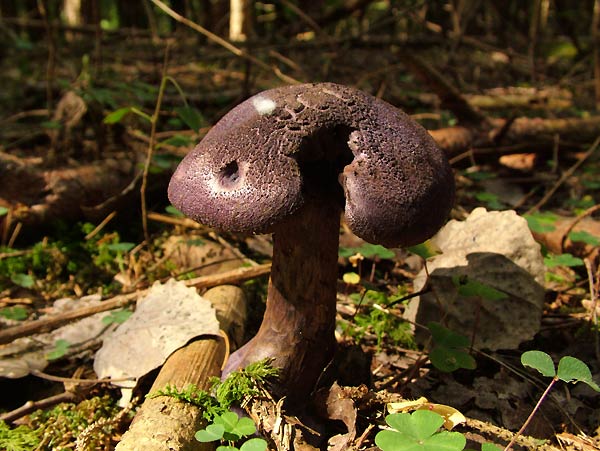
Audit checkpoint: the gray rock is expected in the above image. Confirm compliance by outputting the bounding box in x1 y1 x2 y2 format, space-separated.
404 208 545 350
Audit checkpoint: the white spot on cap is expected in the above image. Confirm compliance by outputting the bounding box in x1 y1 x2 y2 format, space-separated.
252 96 276 115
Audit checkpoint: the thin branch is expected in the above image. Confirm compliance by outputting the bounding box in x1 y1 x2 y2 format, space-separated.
0 263 271 345
141 45 171 246
526 136 600 214
149 0 300 85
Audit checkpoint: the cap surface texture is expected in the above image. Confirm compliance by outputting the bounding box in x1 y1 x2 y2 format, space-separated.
168 83 454 247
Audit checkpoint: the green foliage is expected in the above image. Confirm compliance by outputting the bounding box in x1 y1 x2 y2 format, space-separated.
46 339 71 360
452 276 507 301
375 410 466 451
102 309 133 325
29 395 121 449
339 243 395 260
474 192 505 210
195 410 267 451
521 351 600 391
341 289 416 350
151 358 279 421
406 240 442 259
175 105 205 131
103 106 152 124
159 134 195 148
10 273 34 288
0 421 40 451
463 170 495 181
166 205 184 217
428 322 476 373
0 222 139 294
568 230 600 246
0 306 28 321
213 359 280 410
543 253 584 268
524 212 558 233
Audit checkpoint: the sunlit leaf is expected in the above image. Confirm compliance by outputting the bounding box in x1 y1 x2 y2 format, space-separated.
544 253 584 268
521 350 556 378
557 356 600 391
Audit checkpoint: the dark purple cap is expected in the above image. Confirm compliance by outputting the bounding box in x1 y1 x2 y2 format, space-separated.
168 83 454 247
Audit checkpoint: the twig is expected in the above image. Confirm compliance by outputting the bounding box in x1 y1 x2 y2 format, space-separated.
526 136 600 214
559 204 600 253
37 0 56 113
146 211 205 230
141 45 171 246
0 388 89 423
149 0 300 85
584 259 600 362
0 250 32 260
84 211 117 240
7 222 22 248
503 378 558 451
0 263 271 345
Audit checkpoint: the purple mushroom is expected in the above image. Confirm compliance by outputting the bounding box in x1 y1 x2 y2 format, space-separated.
168 83 454 404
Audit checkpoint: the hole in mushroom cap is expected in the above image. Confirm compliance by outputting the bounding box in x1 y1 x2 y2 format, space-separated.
293 125 355 205
218 160 244 189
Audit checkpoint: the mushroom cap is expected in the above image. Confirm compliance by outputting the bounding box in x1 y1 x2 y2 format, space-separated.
168 83 454 247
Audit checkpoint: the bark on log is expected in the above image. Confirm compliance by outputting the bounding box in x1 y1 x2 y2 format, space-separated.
115 285 247 451
429 115 600 156
0 150 143 230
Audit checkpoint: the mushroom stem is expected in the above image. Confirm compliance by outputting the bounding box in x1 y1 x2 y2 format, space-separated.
222 200 341 404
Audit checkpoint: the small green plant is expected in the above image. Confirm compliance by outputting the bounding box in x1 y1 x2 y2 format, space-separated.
568 230 600 246
195 411 267 451
339 243 395 260
102 309 133 325
474 192 505 210
10 273 34 288
375 410 466 451
543 253 584 268
151 358 278 421
46 339 71 360
341 289 415 350
0 421 40 451
0 306 28 321
452 275 507 301
428 322 476 373
523 211 558 233
503 351 600 451
152 360 276 451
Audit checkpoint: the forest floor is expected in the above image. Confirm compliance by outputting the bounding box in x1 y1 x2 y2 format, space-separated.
0 27 599 451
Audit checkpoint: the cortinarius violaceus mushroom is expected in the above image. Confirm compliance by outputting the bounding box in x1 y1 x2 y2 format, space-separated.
168 83 454 403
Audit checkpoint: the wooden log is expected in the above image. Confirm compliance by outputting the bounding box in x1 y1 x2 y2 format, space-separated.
115 284 248 451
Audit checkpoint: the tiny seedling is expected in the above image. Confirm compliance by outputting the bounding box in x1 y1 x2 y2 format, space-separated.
0 305 28 321
10 273 34 289
339 243 395 260
543 253 584 268
523 212 558 234
504 351 600 451
195 411 267 451
102 309 132 325
375 409 466 451
46 339 71 360
428 322 476 373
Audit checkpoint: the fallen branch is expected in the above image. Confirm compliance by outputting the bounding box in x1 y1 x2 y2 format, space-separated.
115 285 247 451
0 263 271 345
149 0 300 85
429 115 600 156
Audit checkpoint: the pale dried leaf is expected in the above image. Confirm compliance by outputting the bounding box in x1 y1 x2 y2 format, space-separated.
94 279 219 387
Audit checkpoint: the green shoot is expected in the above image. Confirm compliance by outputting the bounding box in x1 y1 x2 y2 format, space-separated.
375 410 466 451
503 351 600 451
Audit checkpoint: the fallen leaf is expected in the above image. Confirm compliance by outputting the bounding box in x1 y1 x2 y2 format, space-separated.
94 279 220 388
